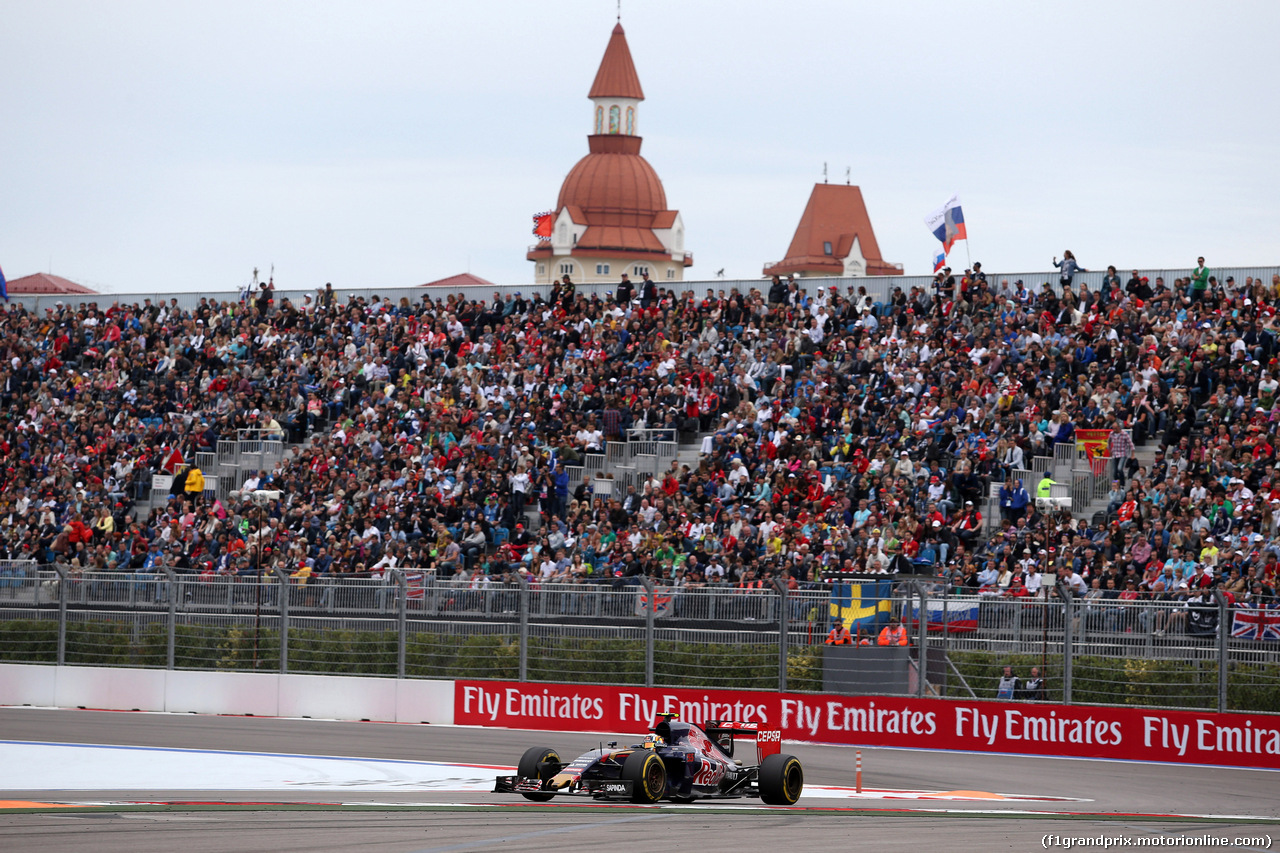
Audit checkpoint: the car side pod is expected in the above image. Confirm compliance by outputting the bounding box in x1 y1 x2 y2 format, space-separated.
622 749 667 804
758 754 804 805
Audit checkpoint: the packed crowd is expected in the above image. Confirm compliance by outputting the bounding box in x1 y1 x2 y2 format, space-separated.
0 258 1278 621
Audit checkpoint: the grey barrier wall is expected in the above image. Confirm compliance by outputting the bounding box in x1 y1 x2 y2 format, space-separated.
1 565 1276 713
8 265 1277 314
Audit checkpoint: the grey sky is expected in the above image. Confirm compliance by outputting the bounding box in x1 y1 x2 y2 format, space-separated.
2 0 1277 294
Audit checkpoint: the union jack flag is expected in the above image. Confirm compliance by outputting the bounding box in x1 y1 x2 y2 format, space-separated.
1231 604 1280 641
636 590 673 618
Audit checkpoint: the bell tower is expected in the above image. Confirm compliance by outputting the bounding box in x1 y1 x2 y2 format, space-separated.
588 23 644 138
526 22 691 285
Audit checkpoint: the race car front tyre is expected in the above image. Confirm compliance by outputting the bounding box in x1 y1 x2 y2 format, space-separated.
517 746 561 802
758 754 804 805
622 750 667 803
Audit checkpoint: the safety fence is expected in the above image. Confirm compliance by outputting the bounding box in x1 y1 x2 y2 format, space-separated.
0 568 829 691
1 566 1276 713
896 583 1280 714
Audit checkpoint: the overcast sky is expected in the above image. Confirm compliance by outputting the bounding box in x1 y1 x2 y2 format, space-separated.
2 0 1278 294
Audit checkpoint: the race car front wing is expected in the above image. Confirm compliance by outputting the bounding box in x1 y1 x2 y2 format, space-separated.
493 775 634 799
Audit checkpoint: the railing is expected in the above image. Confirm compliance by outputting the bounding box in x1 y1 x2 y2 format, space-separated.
582 453 606 476
627 428 676 443
1053 441 1076 469
234 433 286 476
140 434 290 508
632 453 659 477
0 568 832 688
606 443 627 466
1070 474 1091 514
1029 456 1053 478
628 440 659 457
2 570 1276 710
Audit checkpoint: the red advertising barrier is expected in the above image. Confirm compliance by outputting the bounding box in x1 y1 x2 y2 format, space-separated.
455 680 1280 770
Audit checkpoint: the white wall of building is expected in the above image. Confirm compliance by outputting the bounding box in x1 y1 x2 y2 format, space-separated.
534 257 684 285
842 235 867 277
591 97 641 136
551 208 587 257
652 211 685 260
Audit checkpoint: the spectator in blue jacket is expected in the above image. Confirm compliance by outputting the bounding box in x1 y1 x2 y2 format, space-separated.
999 477 1031 523
1053 250 1085 287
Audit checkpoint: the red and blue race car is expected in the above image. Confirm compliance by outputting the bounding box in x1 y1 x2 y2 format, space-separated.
494 714 804 805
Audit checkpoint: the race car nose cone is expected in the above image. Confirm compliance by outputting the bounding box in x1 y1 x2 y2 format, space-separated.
550 773 576 789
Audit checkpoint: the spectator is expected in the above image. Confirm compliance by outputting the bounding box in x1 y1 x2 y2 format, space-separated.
1020 666 1046 701
825 620 852 645
1053 250 1085 288
996 665 1020 700
877 616 908 646
1036 470 1060 503
999 477 1030 523
1189 256 1210 303
0 251 1268 654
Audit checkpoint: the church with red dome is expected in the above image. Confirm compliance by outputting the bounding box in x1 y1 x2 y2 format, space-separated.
527 23 692 285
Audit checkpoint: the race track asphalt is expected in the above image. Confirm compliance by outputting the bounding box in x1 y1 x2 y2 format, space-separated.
0 707 1276 853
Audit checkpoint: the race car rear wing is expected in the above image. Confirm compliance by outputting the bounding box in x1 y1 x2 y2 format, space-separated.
703 720 782 765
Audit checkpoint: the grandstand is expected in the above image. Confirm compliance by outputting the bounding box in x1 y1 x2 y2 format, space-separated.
1 261 1278 707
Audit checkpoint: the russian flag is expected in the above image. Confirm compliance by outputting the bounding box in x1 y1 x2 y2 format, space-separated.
925 195 967 254
909 597 979 633
0 264 7 302
932 250 946 273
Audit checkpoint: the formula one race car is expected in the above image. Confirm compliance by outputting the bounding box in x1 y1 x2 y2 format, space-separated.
493 714 803 805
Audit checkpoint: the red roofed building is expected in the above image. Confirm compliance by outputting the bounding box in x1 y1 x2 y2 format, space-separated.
3 272 98 295
419 272 497 290
528 23 691 285
763 184 902 279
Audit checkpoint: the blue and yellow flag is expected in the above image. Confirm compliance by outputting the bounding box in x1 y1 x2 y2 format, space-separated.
828 581 894 632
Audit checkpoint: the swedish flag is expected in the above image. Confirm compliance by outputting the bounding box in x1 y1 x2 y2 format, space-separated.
829 581 893 632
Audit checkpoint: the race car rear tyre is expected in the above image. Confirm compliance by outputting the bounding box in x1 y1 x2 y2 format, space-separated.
759 753 804 805
622 750 667 803
517 746 561 802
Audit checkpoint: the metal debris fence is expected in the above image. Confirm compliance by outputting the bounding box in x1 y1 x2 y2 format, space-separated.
0 566 1276 713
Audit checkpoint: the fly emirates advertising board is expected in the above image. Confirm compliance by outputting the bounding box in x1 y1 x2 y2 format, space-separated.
454 681 1280 770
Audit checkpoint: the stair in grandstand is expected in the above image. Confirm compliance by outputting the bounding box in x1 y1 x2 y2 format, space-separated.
677 444 703 471
147 428 307 513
